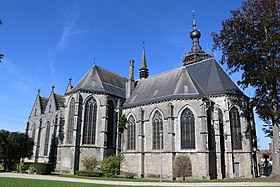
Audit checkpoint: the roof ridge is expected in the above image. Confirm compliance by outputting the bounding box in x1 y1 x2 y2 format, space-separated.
95 65 128 80
140 66 185 80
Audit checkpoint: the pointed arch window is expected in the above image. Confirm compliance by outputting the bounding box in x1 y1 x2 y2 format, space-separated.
32 124 36 141
83 97 97 145
44 121 51 156
107 100 115 147
66 98 75 144
152 111 163 150
181 108 195 149
127 116 136 150
230 107 242 150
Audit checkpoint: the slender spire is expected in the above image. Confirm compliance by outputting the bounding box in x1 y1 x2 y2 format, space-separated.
192 10 197 30
65 77 73 93
139 42 149 79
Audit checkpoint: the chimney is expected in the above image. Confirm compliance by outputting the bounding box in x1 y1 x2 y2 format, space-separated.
126 60 135 98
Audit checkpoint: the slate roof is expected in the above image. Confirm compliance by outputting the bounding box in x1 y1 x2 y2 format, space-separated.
39 96 48 113
66 65 127 98
54 93 64 110
185 58 241 95
124 58 242 108
123 67 207 107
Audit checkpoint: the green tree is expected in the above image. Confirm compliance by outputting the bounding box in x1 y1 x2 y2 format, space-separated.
0 130 34 171
212 0 280 176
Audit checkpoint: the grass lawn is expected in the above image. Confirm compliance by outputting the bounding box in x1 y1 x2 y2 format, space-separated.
53 173 280 183
0 177 153 187
1 175 280 187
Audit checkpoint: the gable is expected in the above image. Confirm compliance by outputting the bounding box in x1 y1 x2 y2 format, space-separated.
30 95 48 117
45 93 57 114
66 65 127 98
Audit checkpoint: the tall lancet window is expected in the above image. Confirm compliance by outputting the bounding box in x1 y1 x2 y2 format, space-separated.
152 111 163 150
230 106 242 150
127 116 136 150
66 98 75 144
32 124 36 141
44 121 51 156
83 97 97 145
107 100 115 147
181 108 195 149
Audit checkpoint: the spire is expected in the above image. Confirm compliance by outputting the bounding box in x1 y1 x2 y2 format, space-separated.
183 11 211 65
139 42 149 79
37 89 41 96
52 85 55 92
65 77 73 93
192 10 197 30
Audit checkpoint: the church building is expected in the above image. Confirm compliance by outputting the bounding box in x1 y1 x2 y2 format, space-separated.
25 20 257 179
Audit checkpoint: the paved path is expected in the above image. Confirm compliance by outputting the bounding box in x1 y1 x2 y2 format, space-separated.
1 173 280 186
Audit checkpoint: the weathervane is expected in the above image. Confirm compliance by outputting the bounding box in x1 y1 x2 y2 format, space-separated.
192 10 197 30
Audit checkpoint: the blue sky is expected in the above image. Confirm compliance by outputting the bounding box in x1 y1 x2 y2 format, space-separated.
0 0 270 149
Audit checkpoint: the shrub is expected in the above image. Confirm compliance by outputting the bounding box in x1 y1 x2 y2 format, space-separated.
28 163 52 175
81 156 99 170
100 154 124 177
173 154 192 180
16 162 26 173
76 170 104 177
124 172 135 179
28 165 36 174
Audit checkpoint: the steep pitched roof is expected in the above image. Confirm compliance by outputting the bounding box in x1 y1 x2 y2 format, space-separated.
39 96 48 114
54 93 63 110
124 67 206 107
66 65 127 98
185 58 242 95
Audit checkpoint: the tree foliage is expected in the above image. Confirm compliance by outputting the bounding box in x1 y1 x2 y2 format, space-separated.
118 110 127 133
212 0 279 127
212 0 279 175
0 130 34 171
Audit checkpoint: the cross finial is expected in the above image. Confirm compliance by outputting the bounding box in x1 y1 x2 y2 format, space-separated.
69 77 72 84
93 57 96 65
142 41 146 50
38 89 40 95
52 85 55 92
192 10 197 30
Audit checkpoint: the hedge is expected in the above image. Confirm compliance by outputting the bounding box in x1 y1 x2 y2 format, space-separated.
75 170 104 177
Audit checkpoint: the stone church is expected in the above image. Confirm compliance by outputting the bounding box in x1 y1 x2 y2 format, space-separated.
25 21 257 179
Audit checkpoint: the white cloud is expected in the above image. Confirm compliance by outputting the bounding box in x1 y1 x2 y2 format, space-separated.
48 8 87 81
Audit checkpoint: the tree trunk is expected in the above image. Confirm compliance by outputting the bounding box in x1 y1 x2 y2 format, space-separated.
271 123 280 177
271 81 279 178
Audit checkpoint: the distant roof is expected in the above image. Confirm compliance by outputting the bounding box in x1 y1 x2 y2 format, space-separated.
124 58 242 108
123 67 207 107
66 65 127 98
185 58 241 95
